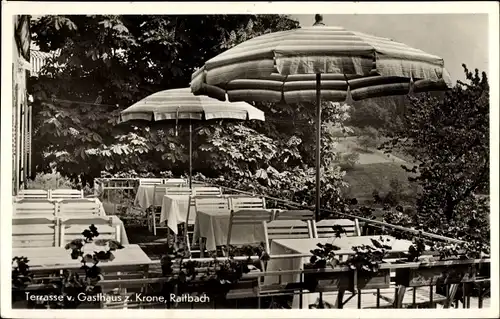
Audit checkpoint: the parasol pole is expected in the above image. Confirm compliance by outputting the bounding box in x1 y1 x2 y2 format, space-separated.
189 118 193 189
315 73 322 222
313 14 325 223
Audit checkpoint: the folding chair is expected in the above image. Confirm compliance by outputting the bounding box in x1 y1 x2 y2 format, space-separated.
59 216 120 247
138 178 164 186
186 196 231 257
273 209 315 239
13 199 57 217
13 216 60 248
165 187 192 196
57 199 102 217
17 189 49 199
49 189 84 199
164 178 188 187
148 185 170 235
183 194 218 247
226 209 274 255
192 182 210 187
230 196 266 211
313 218 361 238
192 187 222 197
262 219 314 254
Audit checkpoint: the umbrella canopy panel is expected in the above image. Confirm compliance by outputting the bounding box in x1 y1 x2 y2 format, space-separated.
191 26 453 103
120 88 265 123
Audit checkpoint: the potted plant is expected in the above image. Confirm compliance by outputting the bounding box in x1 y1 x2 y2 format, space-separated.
160 243 268 308
395 237 478 287
11 225 124 309
304 236 392 293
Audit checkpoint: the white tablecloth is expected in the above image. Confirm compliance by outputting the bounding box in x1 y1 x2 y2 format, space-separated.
192 212 304 252
108 215 130 244
13 244 151 270
161 195 191 233
192 210 272 251
134 185 157 209
265 236 413 308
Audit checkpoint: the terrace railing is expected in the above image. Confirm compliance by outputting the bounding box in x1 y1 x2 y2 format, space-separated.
15 253 490 309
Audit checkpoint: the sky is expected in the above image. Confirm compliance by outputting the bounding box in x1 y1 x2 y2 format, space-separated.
292 14 489 84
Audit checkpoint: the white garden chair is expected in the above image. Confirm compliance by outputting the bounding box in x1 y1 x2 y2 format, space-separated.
49 189 84 199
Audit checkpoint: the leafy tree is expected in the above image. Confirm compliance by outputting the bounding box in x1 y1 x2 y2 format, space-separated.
384 65 489 225
29 15 299 185
358 126 379 151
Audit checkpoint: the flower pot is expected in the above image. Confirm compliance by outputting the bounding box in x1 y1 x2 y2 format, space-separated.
178 277 258 298
304 266 390 293
395 261 476 287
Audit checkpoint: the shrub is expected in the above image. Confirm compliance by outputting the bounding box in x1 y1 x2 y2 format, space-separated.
25 172 76 190
382 191 399 206
358 126 380 152
358 136 378 152
338 152 360 171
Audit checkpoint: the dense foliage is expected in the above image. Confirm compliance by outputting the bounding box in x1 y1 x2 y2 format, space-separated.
382 66 490 251
29 14 300 185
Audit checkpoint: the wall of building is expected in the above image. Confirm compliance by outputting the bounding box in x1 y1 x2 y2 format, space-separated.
12 15 31 195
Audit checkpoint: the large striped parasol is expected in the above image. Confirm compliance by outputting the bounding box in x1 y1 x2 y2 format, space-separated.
191 16 452 220
120 88 265 187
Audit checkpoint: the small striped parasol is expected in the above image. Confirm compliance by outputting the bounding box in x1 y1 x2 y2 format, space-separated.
119 88 265 188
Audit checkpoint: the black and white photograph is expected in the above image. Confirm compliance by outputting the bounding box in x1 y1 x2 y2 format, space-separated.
1 2 498 318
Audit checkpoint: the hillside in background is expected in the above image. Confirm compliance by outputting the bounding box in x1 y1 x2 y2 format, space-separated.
346 92 446 131
336 92 448 204
334 137 418 204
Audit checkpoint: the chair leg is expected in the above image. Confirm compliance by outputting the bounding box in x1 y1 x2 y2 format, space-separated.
147 211 152 232
153 214 157 236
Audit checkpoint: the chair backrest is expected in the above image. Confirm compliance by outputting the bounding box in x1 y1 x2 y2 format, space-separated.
229 209 274 226
13 199 57 216
17 189 49 199
230 196 266 211
57 199 101 217
59 217 118 246
194 197 231 213
165 187 192 196
13 217 59 248
184 195 222 227
192 187 222 197
227 209 274 249
164 178 187 187
263 219 313 253
313 219 359 238
273 209 314 221
139 178 164 186
192 182 210 188
49 189 84 199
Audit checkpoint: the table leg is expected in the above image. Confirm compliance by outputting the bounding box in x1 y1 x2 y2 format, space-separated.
199 238 204 258
444 284 459 308
336 289 345 308
394 285 407 308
